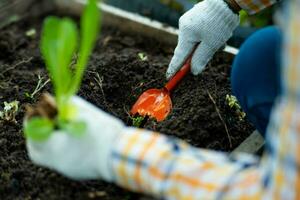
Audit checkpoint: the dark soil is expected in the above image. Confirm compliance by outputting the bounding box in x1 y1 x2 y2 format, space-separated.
0 15 254 199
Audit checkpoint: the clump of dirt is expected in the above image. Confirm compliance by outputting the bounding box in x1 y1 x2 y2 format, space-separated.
0 15 253 200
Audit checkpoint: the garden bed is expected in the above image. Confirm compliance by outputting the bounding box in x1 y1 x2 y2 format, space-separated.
0 15 253 199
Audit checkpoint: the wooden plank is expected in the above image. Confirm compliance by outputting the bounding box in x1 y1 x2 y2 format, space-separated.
54 0 239 55
0 0 54 29
230 130 265 155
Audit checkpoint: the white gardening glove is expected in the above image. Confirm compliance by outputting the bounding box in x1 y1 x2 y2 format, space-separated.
166 0 239 79
25 96 125 182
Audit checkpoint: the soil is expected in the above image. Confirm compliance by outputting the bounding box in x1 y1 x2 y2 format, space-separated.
0 15 254 200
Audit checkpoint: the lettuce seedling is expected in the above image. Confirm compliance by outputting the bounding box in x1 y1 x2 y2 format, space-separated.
24 0 100 141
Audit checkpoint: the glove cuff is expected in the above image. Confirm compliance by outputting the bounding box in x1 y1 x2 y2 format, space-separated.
223 0 241 14
97 126 123 182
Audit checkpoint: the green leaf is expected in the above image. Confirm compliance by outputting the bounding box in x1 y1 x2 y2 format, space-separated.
71 0 100 94
41 16 78 103
59 120 87 137
58 19 78 94
41 17 61 96
24 117 54 142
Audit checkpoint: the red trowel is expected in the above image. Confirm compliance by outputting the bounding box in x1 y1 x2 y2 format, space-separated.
131 52 194 122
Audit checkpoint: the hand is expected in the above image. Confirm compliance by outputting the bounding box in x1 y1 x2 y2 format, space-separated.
25 96 125 181
166 0 239 79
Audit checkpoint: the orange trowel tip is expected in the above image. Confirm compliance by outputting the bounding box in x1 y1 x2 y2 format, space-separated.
131 49 194 122
130 88 172 122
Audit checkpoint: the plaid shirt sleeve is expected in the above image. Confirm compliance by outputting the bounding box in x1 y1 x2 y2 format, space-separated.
236 0 278 14
109 1 300 199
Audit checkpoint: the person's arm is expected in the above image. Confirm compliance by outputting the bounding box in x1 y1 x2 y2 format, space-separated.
224 0 242 14
166 0 279 79
111 128 262 199
111 2 300 199
224 0 278 14
235 0 278 14
166 0 240 79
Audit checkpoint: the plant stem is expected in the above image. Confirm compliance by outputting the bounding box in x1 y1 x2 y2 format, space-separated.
207 90 232 148
31 75 50 98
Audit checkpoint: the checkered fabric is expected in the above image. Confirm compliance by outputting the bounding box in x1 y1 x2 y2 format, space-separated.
236 0 278 14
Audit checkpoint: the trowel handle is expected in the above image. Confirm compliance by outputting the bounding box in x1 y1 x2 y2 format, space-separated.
165 44 198 92
164 56 192 92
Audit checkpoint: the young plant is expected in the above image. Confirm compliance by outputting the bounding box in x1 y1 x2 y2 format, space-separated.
24 0 100 141
138 52 148 61
226 94 246 121
26 28 37 38
131 116 145 128
0 101 19 123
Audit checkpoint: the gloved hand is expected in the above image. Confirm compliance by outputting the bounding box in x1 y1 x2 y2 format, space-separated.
25 96 125 181
166 0 239 79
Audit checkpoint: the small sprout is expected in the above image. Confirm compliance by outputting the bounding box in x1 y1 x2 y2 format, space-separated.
238 111 246 121
26 28 37 38
138 52 148 61
25 75 50 100
0 101 19 123
25 92 31 99
1 172 11 182
132 116 145 127
226 95 240 109
226 94 246 121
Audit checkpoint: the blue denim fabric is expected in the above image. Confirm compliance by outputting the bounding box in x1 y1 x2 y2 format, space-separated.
231 26 282 136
